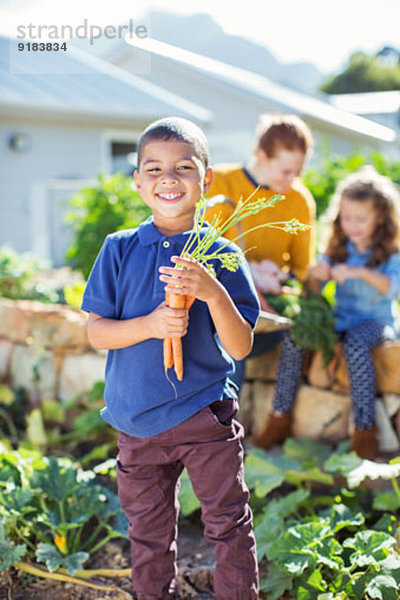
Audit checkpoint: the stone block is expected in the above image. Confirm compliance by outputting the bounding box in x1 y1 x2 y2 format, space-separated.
0 300 30 343
29 306 89 350
328 341 400 396
0 299 90 350
245 348 281 382
59 352 106 401
373 342 400 394
293 385 351 442
250 381 274 437
250 382 351 443
307 350 335 389
237 382 253 434
0 340 13 380
10 344 57 399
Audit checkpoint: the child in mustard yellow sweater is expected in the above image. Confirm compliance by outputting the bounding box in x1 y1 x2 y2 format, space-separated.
206 114 316 395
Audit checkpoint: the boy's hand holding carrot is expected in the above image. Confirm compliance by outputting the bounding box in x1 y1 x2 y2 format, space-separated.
147 301 189 339
159 256 224 305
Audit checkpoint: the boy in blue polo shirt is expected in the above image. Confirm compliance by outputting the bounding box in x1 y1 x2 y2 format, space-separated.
81 117 260 600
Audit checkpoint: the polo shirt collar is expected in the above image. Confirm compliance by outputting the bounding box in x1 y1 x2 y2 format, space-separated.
137 215 202 246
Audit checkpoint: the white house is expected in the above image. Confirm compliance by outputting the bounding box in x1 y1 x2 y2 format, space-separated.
329 91 400 140
103 37 397 163
0 36 211 264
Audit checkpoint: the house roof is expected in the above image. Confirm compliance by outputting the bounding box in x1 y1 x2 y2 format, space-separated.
118 37 396 143
329 91 400 115
0 36 212 124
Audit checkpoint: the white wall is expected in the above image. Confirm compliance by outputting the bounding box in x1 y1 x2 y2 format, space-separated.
0 120 105 254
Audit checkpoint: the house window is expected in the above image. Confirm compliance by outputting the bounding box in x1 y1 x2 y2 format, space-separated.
111 141 138 176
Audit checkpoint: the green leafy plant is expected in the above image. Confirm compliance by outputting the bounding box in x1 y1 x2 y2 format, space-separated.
265 283 338 366
0 443 128 587
244 440 400 599
65 173 151 279
0 246 60 303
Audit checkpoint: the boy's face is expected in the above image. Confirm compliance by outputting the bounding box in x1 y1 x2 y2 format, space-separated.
257 147 306 193
134 140 212 236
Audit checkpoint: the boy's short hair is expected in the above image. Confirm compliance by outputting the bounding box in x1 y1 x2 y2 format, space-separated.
255 114 313 157
137 117 210 170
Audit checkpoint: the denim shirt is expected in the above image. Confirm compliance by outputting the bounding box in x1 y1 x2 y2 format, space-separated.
322 241 400 332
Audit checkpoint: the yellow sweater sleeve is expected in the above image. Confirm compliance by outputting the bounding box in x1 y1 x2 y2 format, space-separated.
289 187 316 280
205 168 238 241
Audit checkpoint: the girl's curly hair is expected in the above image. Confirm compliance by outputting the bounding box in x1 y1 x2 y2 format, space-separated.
325 166 400 267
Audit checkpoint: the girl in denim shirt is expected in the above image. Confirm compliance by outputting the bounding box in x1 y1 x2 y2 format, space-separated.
254 167 400 460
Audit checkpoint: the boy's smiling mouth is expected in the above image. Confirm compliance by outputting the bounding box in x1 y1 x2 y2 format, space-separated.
157 192 185 201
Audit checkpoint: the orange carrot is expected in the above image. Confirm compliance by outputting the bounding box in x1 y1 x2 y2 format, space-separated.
172 337 184 381
164 291 194 380
163 338 173 371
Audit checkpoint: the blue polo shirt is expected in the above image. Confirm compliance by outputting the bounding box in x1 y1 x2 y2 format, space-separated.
81 216 260 437
322 241 400 332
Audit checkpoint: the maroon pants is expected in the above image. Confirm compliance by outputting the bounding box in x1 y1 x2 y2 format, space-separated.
116 398 259 600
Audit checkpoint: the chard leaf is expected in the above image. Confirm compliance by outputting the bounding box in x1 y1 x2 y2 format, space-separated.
178 469 201 517
113 511 129 537
365 575 399 599
295 568 326 598
36 543 88 574
316 537 344 570
259 563 292 599
373 492 400 512
324 453 362 475
0 485 35 515
267 521 331 574
255 489 310 560
283 437 331 468
263 488 310 522
244 453 284 497
326 503 364 533
32 457 79 502
344 530 396 567
0 524 26 571
255 517 284 561
95 487 122 519
373 514 397 533
0 458 21 486
284 466 334 487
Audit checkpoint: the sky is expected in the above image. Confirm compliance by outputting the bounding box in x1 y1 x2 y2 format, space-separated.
1 0 400 74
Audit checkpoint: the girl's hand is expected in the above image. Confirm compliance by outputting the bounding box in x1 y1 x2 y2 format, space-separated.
308 261 331 281
147 301 188 339
331 264 355 284
159 256 223 304
249 260 283 294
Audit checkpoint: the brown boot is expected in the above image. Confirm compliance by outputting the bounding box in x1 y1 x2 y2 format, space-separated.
252 412 292 450
351 425 378 461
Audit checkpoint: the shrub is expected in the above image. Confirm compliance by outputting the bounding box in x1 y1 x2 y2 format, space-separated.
0 247 60 303
303 152 400 218
65 173 151 279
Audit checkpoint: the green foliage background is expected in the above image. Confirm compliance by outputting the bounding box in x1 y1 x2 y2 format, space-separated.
320 49 400 94
303 152 400 219
65 173 151 279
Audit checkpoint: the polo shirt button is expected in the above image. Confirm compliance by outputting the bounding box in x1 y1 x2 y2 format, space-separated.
162 240 170 248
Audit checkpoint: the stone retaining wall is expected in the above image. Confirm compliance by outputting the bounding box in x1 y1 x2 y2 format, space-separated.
0 299 106 401
1 298 399 451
